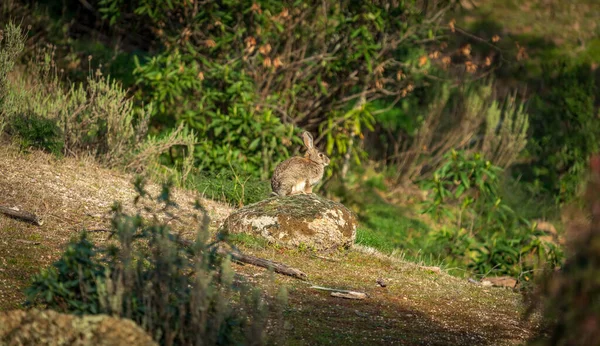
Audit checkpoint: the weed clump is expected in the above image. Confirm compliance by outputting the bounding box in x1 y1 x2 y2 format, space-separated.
25 178 284 345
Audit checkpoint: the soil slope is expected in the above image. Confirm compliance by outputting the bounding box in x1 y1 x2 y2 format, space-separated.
0 145 540 345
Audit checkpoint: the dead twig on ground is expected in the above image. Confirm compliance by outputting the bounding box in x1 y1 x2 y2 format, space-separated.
0 205 43 226
178 238 309 281
310 285 368 299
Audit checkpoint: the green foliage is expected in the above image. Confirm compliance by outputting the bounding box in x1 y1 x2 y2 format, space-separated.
0 21 25 98
420 150 563 278
134 52 297 179
99 0 454 178
378 80 530 184
26 233 105 314
8 113 64 155
0 24 153 166
0 22 202 183
26 178 282 345
481 90 530 169
524 60 599 203
420 150 503 221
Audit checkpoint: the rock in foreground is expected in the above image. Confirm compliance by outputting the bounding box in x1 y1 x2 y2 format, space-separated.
0 309 157 346
221 194 357 250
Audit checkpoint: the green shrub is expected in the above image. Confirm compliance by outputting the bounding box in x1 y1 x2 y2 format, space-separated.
419 150 563 278
8 113 64 155
25 233 105 314
523 60 599 203
97 0 455 178
0 22 201 182
26 178 283 345
133 52 299 179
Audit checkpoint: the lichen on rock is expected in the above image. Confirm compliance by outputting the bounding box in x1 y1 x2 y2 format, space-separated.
220 194 357 250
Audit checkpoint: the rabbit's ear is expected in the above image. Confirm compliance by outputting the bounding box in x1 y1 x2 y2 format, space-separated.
302 132 314 149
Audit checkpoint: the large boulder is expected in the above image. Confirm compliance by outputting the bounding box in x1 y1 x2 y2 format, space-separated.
220 194 357 250
0 309 157 346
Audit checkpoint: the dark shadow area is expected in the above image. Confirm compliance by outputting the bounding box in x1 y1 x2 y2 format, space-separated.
282 289 528 345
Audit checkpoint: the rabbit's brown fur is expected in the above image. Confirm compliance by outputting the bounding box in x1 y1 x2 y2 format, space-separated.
271 132 330 196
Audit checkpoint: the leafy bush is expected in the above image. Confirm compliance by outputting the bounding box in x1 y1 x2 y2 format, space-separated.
420 150 563 278
26 178 283 345
96 0 456 178
25 233 105 314
523 60 599 203
133 52 299 179
0 22 199 184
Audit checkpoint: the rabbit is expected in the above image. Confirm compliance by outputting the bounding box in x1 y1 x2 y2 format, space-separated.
271 131 330 196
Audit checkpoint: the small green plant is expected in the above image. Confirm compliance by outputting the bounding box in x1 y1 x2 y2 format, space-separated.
8 113 64 155
420 149 504 222
26 232 105 314
26 178 284 345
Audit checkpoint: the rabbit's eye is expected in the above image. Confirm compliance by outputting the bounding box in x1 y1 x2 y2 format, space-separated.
319 154 323 157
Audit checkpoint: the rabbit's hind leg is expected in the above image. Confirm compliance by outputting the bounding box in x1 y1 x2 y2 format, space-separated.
304 179 313 194
290 180 307 195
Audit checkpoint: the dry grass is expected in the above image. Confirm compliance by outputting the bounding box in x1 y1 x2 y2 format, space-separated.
0 141 232 310
232 243 539 345
462 0 600 48
0 141 541 344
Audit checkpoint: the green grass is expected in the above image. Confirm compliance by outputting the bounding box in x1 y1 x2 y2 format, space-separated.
185 171 271 207
356 202 430 254
341 177 444 266
227 233 271 250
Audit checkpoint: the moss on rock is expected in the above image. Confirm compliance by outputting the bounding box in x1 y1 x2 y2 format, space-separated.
220 194 357 251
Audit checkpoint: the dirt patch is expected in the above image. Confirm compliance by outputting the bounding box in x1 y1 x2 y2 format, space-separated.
230 242 541 345
0 144 232 310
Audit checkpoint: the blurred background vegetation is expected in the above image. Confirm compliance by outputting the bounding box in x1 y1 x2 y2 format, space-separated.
1 0 599 284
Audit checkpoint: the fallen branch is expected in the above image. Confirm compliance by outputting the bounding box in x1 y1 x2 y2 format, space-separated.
330 291 367 300
0 206 43 226
310 285 368 300
178 238 308 281
16 239 41 245
216 246 309 281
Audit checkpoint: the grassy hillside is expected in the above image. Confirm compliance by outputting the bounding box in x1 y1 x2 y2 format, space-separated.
2 0 600 343
0 143 540 345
